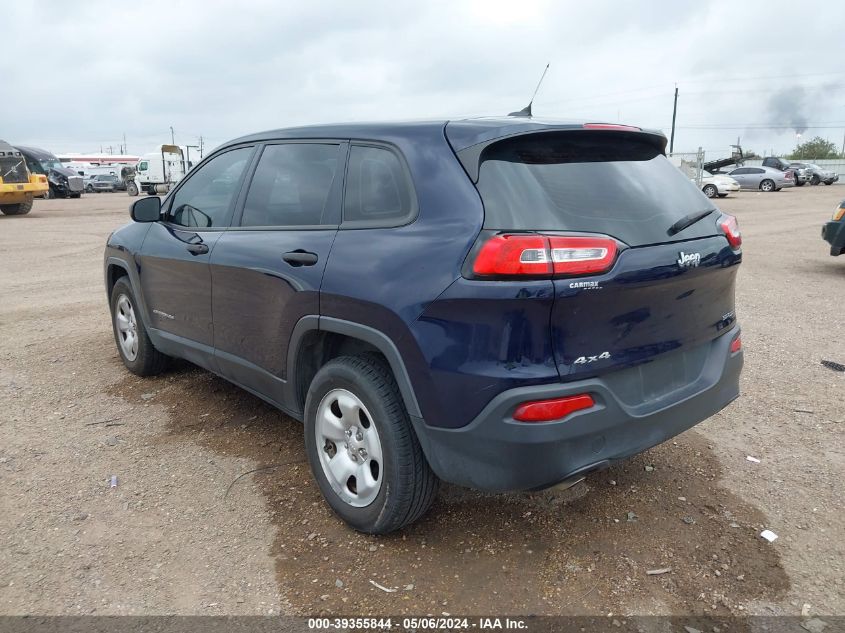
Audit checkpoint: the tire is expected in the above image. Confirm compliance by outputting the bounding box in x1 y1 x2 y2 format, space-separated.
45 187 55 199
811 175 820 185
824 180 833 185
304 355 438 534
760 179 775 192
109 277 169 376
86 184 94 193
0 196 33 215
794 175 803 186
702 184 718 198
70 193 81 198
127 181 139 196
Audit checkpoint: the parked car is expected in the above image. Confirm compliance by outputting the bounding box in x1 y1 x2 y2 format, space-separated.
761 156 811 186
104 118 744 533
822 200 845 256
699 170 740 198
85 174 120 193
727 166 794 192
793 162 840 186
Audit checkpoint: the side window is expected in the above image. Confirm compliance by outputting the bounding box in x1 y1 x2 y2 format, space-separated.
138 161 148 172
241 143 339 227
167 147 252 229
343 145 413 225
751 168 764 174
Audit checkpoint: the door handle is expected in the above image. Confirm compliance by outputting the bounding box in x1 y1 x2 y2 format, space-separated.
186 243 209 255
282 250 318 266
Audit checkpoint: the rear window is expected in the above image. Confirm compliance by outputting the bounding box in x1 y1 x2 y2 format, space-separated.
476 132 717 246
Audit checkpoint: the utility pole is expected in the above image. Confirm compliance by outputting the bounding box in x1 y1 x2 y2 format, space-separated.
841 130 844 158
170 126 175 145
199 136 204 158
123 132 127 155
669 84 679 155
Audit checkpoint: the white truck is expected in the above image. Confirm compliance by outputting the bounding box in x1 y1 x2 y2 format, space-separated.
127 144 192 196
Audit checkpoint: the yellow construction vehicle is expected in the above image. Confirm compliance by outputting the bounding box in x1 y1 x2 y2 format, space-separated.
1 140 49 215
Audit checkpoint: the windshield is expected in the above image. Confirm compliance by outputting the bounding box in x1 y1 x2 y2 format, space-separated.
40 159 63 171
477 132 718 246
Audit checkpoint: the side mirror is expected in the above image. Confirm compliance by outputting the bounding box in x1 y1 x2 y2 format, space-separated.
130 196 161 223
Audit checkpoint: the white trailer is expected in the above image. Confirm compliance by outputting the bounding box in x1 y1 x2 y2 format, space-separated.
127 144 191 196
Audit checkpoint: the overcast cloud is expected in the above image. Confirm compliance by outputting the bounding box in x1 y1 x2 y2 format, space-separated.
2 0 844 158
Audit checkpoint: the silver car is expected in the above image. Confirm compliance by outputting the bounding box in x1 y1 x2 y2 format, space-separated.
726 166 795 192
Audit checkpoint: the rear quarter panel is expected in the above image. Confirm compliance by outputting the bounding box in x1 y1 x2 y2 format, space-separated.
320 126 483 426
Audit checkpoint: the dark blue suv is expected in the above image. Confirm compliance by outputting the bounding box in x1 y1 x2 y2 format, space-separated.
104 118 743 533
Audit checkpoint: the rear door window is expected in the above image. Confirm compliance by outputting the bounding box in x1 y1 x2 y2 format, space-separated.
241 143 340 227
476 132 718 246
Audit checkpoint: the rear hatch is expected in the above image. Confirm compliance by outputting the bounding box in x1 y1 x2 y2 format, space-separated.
467 127 741 385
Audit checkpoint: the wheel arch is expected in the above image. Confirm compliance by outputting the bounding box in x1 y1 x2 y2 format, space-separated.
287 316 423 420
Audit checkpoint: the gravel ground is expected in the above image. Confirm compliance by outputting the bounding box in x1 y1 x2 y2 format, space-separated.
0 187 842 617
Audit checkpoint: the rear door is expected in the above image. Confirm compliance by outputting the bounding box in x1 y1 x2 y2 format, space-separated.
209 141 346 406
473 130 741 384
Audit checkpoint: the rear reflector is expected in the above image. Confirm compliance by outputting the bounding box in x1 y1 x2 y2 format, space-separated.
730 334 742 353
582 123 642 132
513 394 595 422
473 234 617 277
719 214 742 249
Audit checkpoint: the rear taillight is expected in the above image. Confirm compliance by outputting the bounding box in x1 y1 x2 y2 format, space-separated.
513 394 595 422
832 203 845 221
719 214 742 249
730 334 742 353
473 234 618 277
472 234 551 275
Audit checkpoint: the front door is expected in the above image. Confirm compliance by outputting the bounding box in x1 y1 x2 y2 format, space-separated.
210 141 346 408
139 146 255 356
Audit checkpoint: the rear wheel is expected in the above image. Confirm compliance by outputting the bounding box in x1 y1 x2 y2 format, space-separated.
304 355 438 534
760 179 775 192
0 197 33 215
702 184 718 198
110 277 169 376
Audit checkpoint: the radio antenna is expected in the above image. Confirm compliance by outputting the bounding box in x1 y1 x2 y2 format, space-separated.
508 63 550 118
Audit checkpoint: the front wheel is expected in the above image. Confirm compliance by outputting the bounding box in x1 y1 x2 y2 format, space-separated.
45 187 55 199
0 196 33 215
702 184 718 198
86 185 94 193
110 277 169 376
760 179 775 192
811 175 820 185
126 181 139 196
304 355 438 534
824 181 833 185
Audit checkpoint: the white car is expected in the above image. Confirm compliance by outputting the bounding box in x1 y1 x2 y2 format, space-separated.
697 170 740 198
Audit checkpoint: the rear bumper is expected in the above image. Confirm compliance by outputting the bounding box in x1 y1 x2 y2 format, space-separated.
822 220 845 255
415 329 742 492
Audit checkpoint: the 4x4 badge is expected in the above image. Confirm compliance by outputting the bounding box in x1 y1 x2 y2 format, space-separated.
677 251 701 268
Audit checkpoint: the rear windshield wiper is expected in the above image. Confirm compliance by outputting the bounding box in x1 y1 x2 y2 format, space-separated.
667 208 715 236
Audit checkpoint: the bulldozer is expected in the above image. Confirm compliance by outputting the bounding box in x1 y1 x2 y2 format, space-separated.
0 140 49 215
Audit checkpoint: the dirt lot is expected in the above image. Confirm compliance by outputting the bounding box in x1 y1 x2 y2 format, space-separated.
1 187 843 617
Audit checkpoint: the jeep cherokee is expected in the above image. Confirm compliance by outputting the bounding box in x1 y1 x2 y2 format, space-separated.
104 118 743 534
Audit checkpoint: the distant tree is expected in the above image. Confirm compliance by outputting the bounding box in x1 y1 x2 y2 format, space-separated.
789 136 839 160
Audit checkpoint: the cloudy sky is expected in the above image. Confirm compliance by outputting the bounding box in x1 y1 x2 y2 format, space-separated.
3 0 844 159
